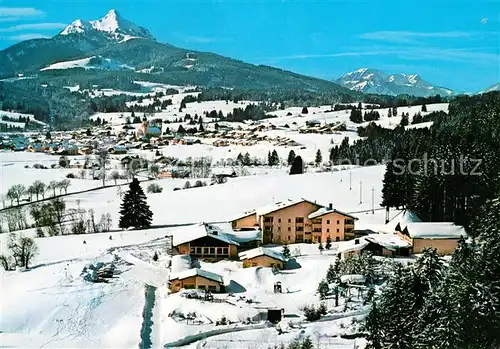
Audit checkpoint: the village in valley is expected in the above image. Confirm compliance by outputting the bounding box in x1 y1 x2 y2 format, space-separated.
0 4 498 349
0 85 471 349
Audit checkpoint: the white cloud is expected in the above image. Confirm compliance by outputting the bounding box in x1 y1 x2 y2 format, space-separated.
0 7 45 18
0 17 20 23
0 23 67 32
5 33 51 41
358 31 474 43
270 47 498 64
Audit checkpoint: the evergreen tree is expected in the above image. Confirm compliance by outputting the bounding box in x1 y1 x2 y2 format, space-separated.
287 150 296 166
388 108 392 118
400 113 409 127
118 178 153 229
301 106 309 114
325 236 332 250
421 104 427 112
392 106 398 116
318 243 324 254
300 336 314 349
326 263 337 283
317 279 329 300
282 244 291 259
290 156 304 175
315 149 322 167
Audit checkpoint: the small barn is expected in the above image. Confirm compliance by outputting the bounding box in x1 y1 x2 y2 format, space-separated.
239 247 285 269
169 268 224 293
172 223 240 261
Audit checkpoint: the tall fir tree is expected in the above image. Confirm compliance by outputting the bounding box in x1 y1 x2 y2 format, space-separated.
119 178 153 229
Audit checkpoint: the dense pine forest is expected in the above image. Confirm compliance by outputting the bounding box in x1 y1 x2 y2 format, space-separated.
330 92 500 231
360 92 500 348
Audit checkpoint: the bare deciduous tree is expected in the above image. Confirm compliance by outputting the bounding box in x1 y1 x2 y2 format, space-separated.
96 148 110 187
7 184 26 205
7 233 38 269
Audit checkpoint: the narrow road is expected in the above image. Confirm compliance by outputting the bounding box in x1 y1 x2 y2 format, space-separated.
139 284 157 349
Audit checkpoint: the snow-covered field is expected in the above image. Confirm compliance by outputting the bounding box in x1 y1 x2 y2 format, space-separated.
0 84 448 348
1 155 389 348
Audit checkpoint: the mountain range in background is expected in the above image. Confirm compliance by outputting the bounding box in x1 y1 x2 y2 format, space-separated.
0 9 352 95
0 9 497 99
335 68 455 97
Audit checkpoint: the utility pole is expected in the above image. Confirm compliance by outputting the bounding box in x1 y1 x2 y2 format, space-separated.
359 180 363 204
349 169 352 191
371 186 375 214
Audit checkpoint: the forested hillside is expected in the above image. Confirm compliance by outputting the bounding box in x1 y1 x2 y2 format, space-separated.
330 92 500 230
360 92 500 349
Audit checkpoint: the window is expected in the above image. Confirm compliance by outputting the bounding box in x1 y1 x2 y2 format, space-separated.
208 285 217 291
288 227 291 231
327 228 330 233
296 226 304 232
196 247 203 254
217 247 223 254
278 226 281 232
278 218 281 223
184 284 195 289
336 237 340 241
197 285 206 290
288 218 291 223
337 228 339 233
222 247 229 255
252 262 257 266
264 217 273 223
313 228 322 232
326 220 330 224
296 217 304 223
209 247 215 255
288 235 291 240
190 247 195 253
337 220 340 224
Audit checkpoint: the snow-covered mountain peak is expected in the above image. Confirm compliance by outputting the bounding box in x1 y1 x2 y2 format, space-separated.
336 68 453 97
60 19 88 35
59 9 155 41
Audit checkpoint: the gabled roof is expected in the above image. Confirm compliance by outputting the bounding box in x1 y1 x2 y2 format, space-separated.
404 222 466 239
169 268 223 284
172 223 240 247
238 247 285 262
308 206 358 220
231 210 257 222
256 198 321 216
365 233 411 251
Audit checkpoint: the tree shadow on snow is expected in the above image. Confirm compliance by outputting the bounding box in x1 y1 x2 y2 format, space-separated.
225 280 246 293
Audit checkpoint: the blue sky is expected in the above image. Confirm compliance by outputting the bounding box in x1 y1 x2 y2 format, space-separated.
0 0 498 92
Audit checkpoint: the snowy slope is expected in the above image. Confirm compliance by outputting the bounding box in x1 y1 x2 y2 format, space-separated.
40 55 134 71
336 68 454 97
480 83 500 94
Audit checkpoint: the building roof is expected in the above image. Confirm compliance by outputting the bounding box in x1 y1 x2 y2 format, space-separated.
365 233 411 251
308 206 357 220
256 198 321 216
380 210 422 233
404 222 466 239
227 229 262 243
238 247 285 262
337 238 371 254
170 254 192 274
147 127 161 133
169 268 223 284
231 210 257 222
171 223 240 247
